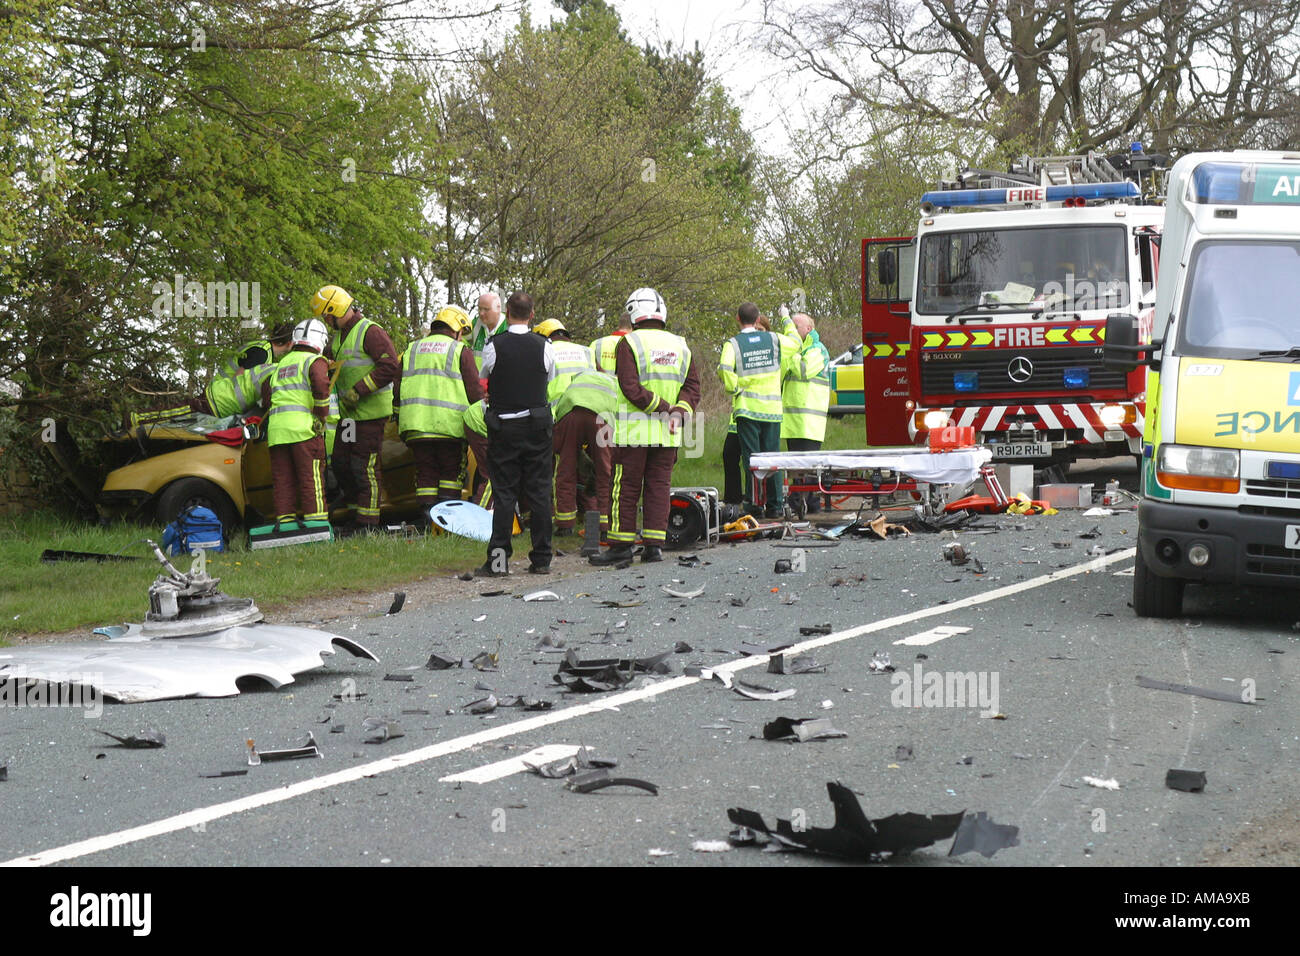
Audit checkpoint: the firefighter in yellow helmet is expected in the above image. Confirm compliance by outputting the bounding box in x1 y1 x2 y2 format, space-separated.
310 285 399 535
260 319 332 528
394 305 483 516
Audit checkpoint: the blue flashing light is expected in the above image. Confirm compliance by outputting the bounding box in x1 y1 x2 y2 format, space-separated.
1130 142 1143 153
1191 161 1300 205
922 181 1138 210
1267 461 1300 480
1063 367 1089 389
953 371 979 392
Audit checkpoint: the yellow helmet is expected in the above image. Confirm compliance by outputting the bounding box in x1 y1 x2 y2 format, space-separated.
534 318 567 339
434 304 472 335
310 285 354 320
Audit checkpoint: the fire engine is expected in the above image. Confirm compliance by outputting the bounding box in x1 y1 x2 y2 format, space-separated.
862 148 1165 469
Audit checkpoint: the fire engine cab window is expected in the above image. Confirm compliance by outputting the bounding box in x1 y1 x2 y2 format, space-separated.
916 225 1127 315
1180 241 1300 353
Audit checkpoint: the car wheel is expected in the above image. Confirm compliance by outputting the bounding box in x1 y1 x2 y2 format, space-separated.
1132 545 1183 618
156 477 240 532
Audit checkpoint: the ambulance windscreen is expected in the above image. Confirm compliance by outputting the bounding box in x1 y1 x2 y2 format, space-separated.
1190 162 1300 205
1180 240 1300 355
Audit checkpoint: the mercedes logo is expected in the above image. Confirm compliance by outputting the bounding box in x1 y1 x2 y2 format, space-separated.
1007 356 1033 383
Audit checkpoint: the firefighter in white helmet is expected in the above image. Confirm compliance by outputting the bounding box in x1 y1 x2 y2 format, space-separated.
260 318 332 528
590 287 701 565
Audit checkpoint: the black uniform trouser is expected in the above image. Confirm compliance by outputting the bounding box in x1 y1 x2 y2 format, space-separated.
722 430 743 504
486 411 553 569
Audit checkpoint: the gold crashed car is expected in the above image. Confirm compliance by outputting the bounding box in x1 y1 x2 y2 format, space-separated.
97 419 421 529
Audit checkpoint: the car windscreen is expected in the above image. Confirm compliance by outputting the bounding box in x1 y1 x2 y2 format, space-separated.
1177 240 1300 356
916 224 1128 315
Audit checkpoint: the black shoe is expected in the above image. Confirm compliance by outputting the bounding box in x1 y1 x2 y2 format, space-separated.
527 563 551 574
589 546 634 566
475 562 507 578
764 505 785 520
640 545 663 563
553 526 577 538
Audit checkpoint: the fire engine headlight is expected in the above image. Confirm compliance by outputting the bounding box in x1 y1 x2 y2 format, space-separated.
1098 403 1133 428
1156 444 1240 493
922 410 951 430
1063 366 1089 389
953 371 978 392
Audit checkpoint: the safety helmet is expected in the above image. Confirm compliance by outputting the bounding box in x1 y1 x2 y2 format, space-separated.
292 318 329 354
310 285 354 321
434 304 472 335
625 287 666 325
533 318 568 339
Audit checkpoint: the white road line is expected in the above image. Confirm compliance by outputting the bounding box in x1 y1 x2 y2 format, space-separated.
892 625 972 647
3 547 1135 867
439 745 587 784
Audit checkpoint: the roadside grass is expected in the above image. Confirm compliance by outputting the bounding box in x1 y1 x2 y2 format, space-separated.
0 511 482 643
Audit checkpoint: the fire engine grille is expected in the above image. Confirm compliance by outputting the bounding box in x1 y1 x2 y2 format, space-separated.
920 347 1127 396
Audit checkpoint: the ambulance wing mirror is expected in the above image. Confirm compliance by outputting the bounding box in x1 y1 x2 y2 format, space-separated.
1102 313 1162 372
877 249 897 287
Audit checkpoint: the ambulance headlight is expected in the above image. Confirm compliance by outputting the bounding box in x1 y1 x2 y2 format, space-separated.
922 410 951 430
1156 444 1240 493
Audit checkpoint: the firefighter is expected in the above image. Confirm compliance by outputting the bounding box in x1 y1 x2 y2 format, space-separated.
477 291 557 576
535 319 617 537
781 311 831 512
395 305 483 516
590 288 700 565
261 319 331 528
310 285 399 535
198 324 294 419
717 303 802 517
590 311 633 373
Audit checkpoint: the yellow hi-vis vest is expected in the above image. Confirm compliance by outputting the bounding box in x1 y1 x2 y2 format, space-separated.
222 340 270 377
267 351 327 446
397 333 470 439
333 317 393 421
547 341 597 407
591 334 626 374
555 369 619 420
206 362 275 418
463 399 486 436
781 334 831 442
718 328 799 423
610 329 691 447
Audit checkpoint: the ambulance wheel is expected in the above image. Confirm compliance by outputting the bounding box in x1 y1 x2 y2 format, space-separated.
157 477 239 532
1132 546 1183 618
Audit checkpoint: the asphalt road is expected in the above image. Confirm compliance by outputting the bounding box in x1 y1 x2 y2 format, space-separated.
1 459 1297 868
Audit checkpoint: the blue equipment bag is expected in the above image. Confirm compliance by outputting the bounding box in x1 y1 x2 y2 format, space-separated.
162 505 226 555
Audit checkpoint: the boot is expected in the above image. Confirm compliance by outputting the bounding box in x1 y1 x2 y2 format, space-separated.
640 545 663 563
589 545 634 566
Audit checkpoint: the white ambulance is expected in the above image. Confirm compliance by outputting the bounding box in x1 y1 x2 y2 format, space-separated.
1105 150 1300 616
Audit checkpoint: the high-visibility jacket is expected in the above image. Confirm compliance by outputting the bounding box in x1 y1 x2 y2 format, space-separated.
333 317 393 421
781 331 831 442
222 340 270 377
547 340 598 410
267 351 327 446
325 392 340 457
206 362 275 418
718 325 800 423
463 399 486 436
397 333 470 439
612 328 692 447
555 369 620 421
591 333 627 374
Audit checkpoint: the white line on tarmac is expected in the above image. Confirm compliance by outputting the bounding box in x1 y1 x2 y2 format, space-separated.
439 744 588 784
2 547 1135 867
892 625 972 647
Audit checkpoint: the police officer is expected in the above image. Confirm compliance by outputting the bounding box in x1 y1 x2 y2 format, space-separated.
395 305 483 514
535 319 617 537
478 292 557 576
590 287 700 565
781 311 831 513
310 285 399 535
261 319 332 528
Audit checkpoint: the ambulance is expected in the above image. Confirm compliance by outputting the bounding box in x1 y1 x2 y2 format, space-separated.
1104 150 1300 616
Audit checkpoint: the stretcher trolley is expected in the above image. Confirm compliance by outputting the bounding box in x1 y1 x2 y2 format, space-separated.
747 446 995 518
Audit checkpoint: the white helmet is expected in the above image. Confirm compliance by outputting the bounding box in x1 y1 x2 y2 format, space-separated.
625 287 666 325
292 318 329 353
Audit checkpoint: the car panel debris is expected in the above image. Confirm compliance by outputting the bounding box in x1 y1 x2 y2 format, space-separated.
96 730 165 749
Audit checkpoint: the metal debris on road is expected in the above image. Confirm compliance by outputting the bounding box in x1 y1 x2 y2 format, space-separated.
1136 675 1256 704
1078 526 1102 539
1082 776 1120 791
942 542 968 565
761 717 846 742
737 639 795 656
362 718 405 743
868 651 894 673
466 694 498 715
773 558 794 573
524 590 560 602
661 584 705 599
95 729 165 749
1166 769 1207 793
948 812 1021 858
768 653 826 675
469 650 499 671
383 674 414 682
732 680 796 702
197 769 247 778
426 653 461 670
565 769 658 795
798 624 832 636
252 732 323 762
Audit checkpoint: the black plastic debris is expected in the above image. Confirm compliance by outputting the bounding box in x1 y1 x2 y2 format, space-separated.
677 554 701 568
96 730 165 749
733 680 796 702
728 826 766 848
41 549 140 563
958 755 974 765
798 623 832 636
727 782 964 861
762 717 846 742
1165 769 1207 793
565 769 658 795
868 651 895 673
1078 526 1102 540
0 764 7 782
1136 675 1255 704
493 695 553 711
674 641 693 653
737 639 795 657
255 733 323 761
466 694 498 715
457 571 474 581
386 592 406 615
362 718 404 744
525 750 617 778
198 769 248 778
730 597 746 607
895 744 914 761
426 653 461 670
330 724 346 734
769 653 826 675
913 511 976 533
773 559 793 573
555 648 673 693
333 691 368 700
383 674 414 682
948 812 1021 858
